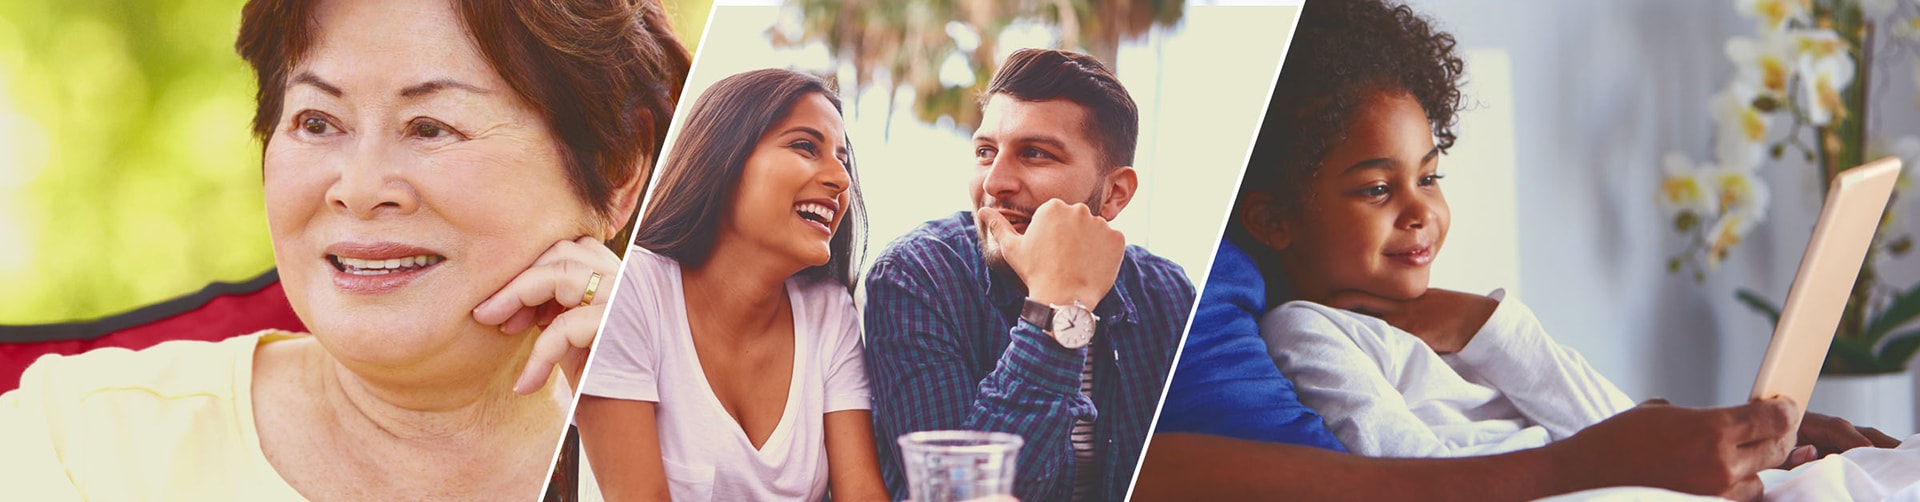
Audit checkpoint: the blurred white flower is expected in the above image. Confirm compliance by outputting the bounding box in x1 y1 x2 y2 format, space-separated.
1870 136 1920 229
1789 29 1848 61
1737 0 1811 31
1711 82 1771 170
1712 165 1771 221
1787 31 1855 127
1726 34 1797 96
1894 16 1920 41
1659 153 1717 217
1887 136 1920 169
1706 211 1761 269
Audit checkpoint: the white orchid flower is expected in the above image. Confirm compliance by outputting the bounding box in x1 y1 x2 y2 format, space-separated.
1706 211 1762 269
1895 16 1920 41
1726 34 1797 96
1737 0 1811 31
1868 136 1920 228
1784 30 1855 127
1711 82 1770 170
1659 153 1718 218
1712 165 1771 221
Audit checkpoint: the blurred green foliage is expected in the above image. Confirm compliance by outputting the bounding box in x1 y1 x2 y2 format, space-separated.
0 0 268 324
0 0 711 324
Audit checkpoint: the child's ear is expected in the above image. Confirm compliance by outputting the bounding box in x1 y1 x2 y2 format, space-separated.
1238 192 1291 251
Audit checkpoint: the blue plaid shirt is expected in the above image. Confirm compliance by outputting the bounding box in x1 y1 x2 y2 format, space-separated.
864 212 1195 501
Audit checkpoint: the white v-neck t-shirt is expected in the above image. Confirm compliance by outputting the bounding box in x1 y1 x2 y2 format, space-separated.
582 247 872 501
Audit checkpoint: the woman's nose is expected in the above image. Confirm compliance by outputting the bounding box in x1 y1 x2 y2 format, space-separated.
325 141 419 219
820 156 851 193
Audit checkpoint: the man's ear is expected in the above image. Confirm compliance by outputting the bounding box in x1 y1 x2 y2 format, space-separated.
1239 191 1292 251
1097 166 1138 220
606 106 660 238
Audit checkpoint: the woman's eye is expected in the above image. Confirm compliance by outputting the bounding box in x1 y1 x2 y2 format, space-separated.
408 119 462 141
1420 174 1445 186
791 140 818 155
298 116 338 136
1360 185 1390 198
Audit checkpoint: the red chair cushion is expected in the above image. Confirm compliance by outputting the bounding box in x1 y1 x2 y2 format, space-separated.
0 270 305 392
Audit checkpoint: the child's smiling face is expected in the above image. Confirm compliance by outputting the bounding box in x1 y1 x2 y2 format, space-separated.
1255 87 1450 302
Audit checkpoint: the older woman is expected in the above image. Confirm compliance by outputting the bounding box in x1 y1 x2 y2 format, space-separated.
0 0 686 499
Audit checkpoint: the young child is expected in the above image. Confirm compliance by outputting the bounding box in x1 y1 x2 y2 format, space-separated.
1236 0 1633 458
1235 0 1910 465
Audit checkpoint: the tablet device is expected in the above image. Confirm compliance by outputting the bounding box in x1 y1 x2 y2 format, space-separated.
1750 157 1902 416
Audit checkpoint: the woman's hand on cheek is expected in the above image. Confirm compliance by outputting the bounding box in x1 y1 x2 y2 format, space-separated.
471 236 621 394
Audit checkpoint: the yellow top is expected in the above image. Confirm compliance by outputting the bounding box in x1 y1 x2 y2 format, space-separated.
0 331 308 501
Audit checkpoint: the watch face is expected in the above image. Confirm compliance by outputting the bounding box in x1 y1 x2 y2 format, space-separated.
1053 305 1096 349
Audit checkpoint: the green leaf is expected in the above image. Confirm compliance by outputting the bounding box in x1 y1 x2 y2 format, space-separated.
1827 337 1888 375
1865 282 1920 342
1879 330 1920 370
1736 288 1783 328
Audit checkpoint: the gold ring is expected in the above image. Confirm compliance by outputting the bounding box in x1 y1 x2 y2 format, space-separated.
580 271 602 307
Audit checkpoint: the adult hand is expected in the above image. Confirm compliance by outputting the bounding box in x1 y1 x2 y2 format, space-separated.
1794 411 1902 461
977 199 1126 308
1547 398 1795 501
471 236 621 394
1322 288 1497 354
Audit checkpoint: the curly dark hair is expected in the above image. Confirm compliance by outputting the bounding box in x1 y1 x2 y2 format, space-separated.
1243 0 1465 214
1230 0 1466 300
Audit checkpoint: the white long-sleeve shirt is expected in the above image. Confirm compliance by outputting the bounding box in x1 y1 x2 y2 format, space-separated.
1260 289 1635 457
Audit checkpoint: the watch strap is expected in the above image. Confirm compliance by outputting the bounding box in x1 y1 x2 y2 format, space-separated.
1020 298 1054 330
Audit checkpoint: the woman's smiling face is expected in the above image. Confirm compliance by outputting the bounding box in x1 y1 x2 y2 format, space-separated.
265 0 597 369
720 92 852 270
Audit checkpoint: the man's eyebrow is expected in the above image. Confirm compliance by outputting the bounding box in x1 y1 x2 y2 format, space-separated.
291 71 342 97
399 79 492 98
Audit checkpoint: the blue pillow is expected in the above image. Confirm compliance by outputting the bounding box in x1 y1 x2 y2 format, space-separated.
1154 240 1346 451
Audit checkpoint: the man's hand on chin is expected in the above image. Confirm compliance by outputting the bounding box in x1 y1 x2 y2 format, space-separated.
977 200 1126 308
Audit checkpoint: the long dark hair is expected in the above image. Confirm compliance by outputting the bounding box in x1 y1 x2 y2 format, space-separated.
634 68 866 289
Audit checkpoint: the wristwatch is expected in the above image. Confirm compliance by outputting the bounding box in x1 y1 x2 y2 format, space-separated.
1020 298 1099 349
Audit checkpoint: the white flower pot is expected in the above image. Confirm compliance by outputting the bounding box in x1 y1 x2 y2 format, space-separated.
1808 371 1917 437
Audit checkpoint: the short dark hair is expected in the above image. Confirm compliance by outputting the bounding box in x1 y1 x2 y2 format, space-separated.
982 48 1139 170
235 0 690 252
635 69 867 289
